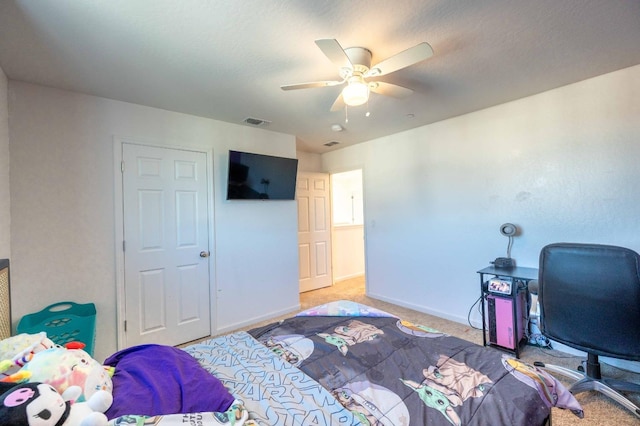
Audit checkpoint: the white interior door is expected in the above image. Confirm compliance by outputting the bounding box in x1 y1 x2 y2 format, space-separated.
297 172 332 292
122 143 211 347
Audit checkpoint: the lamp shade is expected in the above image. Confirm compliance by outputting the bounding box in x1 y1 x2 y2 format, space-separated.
342 80 369 106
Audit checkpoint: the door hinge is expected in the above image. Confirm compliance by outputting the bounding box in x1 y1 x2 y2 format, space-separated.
121 160 125 173
122 240 126 252
124 320 127 332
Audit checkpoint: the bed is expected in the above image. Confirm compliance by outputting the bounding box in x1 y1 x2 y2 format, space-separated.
106 301 584 425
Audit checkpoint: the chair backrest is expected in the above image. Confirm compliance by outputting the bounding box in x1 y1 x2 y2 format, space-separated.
538 243 640 360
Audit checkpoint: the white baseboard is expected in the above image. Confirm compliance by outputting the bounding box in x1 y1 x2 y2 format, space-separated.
367 291 472 327
549 341 640 373
334 272 365 282
214 303 300 335
602 357 640 373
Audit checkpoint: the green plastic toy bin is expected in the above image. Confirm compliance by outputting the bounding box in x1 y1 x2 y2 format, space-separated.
17 301 96 356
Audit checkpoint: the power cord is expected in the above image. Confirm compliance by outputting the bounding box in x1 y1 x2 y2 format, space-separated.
468 290 553 346
467 295 483 330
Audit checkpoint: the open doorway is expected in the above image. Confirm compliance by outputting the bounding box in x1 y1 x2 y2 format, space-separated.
296 169 365 295
331 169 365 285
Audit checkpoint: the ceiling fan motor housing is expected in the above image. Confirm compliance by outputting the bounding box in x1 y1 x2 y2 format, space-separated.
341 47 372 77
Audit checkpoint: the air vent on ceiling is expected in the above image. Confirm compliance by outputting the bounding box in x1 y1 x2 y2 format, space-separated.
243 117 271 126
324 141 340 147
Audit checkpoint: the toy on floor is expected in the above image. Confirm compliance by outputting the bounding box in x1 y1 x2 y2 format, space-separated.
0 381 111 426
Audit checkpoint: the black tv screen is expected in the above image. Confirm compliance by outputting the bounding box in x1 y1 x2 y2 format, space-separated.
226 150 299 200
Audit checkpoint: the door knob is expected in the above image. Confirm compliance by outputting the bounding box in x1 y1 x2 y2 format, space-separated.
200 251 210 258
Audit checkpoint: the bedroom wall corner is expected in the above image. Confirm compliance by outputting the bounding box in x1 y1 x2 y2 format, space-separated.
296 150 323 173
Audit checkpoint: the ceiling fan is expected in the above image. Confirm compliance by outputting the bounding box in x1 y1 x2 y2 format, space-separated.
281 39 434 111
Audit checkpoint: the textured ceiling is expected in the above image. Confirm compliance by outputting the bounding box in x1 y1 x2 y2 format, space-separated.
1 0 639 153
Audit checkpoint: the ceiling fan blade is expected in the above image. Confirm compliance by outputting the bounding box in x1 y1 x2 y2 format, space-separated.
367 42 433 77
315 39 353 70
369 81 413 98
330 93 345 112
281 80 343 91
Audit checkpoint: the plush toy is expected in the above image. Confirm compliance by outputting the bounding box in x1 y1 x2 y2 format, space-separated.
0 332 57 380
21 347 113 404
0 382 111 426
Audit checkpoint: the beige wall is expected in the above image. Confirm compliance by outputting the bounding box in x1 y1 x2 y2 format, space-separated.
332 225 365 281
8 82 300 361
296 150 323 172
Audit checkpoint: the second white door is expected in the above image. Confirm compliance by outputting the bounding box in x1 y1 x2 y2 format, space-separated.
297 172 333 292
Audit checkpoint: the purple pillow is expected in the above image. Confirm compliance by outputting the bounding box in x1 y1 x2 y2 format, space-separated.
104 344 234 419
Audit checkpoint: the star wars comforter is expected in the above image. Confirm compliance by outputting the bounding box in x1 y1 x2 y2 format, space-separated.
189 301 583 425
184 331 360 425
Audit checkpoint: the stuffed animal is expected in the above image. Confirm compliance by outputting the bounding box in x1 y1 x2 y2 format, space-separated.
0 382 111 426
20 347 113 404
0 333 57 380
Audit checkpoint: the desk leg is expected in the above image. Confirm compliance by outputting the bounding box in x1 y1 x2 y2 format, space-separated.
513 289 520 358
480 273 487 347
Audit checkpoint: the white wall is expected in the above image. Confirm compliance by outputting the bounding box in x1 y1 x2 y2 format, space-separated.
332 226 365 281
331 169 364 226
331 169 365 281
8 82 300 361
322 65 640 327
296 150 323 172
0 66 9 260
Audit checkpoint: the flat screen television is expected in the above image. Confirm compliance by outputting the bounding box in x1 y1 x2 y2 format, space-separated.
226 150 299 200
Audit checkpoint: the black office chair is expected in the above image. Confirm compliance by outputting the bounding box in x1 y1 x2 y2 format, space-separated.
535 243 640 419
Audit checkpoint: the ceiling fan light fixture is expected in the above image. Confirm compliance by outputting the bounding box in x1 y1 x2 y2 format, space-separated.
342 79 369 107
